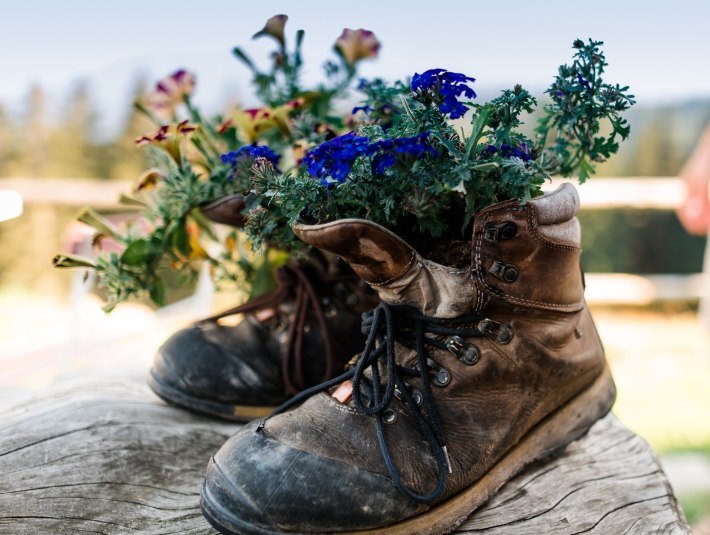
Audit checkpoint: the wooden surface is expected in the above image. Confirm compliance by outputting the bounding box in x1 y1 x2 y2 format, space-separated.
0 382 691 534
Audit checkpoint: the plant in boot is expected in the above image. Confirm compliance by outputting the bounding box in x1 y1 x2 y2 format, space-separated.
54 14 382 311
238 39 634 256
53 14 381 420
200 40 633 534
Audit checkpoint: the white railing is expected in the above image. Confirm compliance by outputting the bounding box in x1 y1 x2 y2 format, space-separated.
1 176 705 306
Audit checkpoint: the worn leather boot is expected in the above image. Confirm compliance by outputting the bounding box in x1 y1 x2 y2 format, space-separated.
200 184 616 534
148 195 377 421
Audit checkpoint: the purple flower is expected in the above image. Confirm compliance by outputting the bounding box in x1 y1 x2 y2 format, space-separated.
302 132 371 184
411 69 477 119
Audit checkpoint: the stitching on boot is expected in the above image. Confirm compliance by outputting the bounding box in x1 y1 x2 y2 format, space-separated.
368 252 417 287
526 203 580 253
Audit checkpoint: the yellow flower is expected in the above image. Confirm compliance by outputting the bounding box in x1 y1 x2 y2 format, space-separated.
135 120 197 162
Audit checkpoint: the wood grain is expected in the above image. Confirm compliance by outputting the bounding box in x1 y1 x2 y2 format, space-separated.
0 382 690 534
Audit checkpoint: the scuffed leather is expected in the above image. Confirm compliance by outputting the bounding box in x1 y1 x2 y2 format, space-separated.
151 260 377 408
293 219 416 285
294 220 475 318
206 420 424 532
207 183 611 530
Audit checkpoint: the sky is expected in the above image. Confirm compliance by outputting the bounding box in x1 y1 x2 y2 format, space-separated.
2 0 710 134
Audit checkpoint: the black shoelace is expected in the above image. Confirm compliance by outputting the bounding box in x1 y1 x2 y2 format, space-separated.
266 301 486 504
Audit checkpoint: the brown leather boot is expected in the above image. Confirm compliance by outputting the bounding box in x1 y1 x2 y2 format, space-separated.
148 195 377 421
200 184 616 534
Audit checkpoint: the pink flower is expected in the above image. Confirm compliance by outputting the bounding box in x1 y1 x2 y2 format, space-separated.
253 14 288 46
146 69 196 113
335 29 380 66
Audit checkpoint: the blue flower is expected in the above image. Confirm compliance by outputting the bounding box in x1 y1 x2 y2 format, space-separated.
302 132 438 184
411 69 477 119
356 78 370 91
576 73 591 90
222 145 281 168
485 143 532 161
371 152 397 174
352 105 373 115
368 133 437 173
302 132 371 184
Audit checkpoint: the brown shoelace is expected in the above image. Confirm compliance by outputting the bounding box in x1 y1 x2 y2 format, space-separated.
200 264 355 395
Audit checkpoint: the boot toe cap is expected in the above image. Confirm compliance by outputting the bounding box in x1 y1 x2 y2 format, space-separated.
150 324 284 407
201 421 423 534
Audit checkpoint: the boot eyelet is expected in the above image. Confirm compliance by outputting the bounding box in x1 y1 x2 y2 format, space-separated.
383 409 397 424
445 336 480 366
461 347 480 366
433 368 451 387
489 261 519 283
502 266 518 282
496 326 513 345
411 389 423 406
499 222 518 240
478 319 514 345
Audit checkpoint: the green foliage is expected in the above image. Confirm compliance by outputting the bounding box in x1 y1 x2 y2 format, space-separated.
55 15 376 311
536 39 636 181
245 40 634 250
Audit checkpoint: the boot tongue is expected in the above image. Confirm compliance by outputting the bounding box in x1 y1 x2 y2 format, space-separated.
200 194 246 227
293 219 475 318
292 219 416 286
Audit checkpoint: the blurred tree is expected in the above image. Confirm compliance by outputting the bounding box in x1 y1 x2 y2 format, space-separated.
0 104 17 176
632 109 681 176
46 81 97 178
95 77 151 180
4 85 51 177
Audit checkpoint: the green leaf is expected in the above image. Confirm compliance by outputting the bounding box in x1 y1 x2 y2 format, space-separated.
120 239 150 266
465 105 494 161
52 254 97 270
171 221 191 258
77 207 119 239
149 277 166 307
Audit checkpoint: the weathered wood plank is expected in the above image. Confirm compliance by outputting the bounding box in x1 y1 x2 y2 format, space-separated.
0 382 690 534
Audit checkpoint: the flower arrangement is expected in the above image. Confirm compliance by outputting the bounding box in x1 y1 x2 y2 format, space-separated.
54 19 634 311
245 39 635 254
54 15 381 311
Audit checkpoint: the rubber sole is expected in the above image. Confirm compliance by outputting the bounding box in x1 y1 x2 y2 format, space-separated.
200 363 616 535
147 370 276 423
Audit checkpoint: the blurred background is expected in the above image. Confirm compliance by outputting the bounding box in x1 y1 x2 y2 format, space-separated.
1 0 709 529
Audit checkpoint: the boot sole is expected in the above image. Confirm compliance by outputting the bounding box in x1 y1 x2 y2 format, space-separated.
147 370 277 423
200 363 616 535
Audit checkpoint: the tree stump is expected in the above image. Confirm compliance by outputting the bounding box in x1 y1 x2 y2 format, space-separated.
0 382 690 534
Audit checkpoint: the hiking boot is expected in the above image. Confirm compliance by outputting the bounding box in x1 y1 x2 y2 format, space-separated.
200 183 616 534
148 195 377 421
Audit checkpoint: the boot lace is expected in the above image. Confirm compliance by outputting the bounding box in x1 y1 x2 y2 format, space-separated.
270 301 486 504
200 264 357 394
